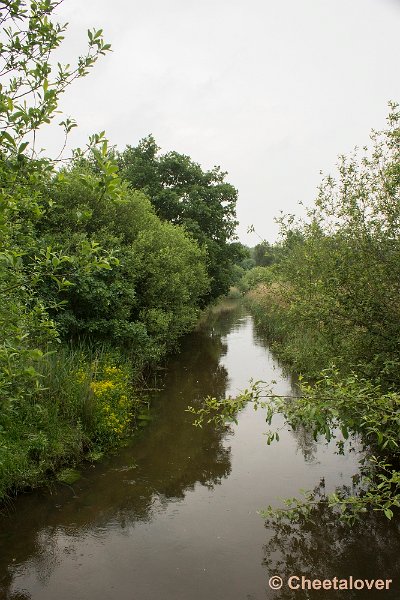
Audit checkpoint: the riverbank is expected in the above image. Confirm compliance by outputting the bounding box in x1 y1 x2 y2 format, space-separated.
0 344 150 503
0 301 237 504
5 302 397 600
243 281 400 520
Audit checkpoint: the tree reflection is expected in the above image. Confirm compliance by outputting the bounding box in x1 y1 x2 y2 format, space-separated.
263 482 400 599
288 423 318 463
0 304 239 598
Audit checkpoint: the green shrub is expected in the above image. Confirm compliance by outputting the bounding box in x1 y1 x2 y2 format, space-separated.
0 345 140 501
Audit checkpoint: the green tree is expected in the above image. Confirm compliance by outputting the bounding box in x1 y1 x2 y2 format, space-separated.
119 135 240 299
272 103 400 383
0 0 111 406
38 162 209 359
252 241 275 267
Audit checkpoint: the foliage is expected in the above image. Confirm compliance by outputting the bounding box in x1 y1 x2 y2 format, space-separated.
0 345 140 500
77 355 137 444
246 281 334 378
188 372 400 521
0 0 113 429
238 265 275 292
252 241 275 267
263 103 400 384
37 162 209 356
226 286 242 299
119 135 240 299
0 1 211 501
233 103 400 520
0 0 110 153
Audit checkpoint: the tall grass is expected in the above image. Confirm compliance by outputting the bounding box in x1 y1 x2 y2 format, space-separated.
246 283 340 379
0 344 140 501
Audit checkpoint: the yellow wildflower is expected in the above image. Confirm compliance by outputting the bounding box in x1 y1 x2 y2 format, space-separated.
90 380 115 396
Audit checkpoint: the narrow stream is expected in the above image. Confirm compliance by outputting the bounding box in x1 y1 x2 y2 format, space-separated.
1 301 399 599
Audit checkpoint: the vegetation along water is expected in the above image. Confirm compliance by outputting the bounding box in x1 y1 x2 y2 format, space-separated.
0 1 242 500
0 2 399 598
1 301 399 599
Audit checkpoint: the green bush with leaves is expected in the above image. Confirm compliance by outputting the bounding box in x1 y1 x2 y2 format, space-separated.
0 345 140 499
263 104 400 384
0 0 112 419
0 1 211 501
37 163 209 355
119 135 240 300
238 265 275 292
236 104 400 519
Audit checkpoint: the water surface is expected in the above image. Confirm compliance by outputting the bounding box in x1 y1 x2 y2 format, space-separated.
1 301 399 599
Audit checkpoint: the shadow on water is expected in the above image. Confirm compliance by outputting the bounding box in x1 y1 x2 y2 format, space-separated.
0 300 399 600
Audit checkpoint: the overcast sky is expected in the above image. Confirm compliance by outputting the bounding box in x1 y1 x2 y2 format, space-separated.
39 0 400 244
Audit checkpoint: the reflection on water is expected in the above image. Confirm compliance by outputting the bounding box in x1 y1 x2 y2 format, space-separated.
0 301 399 599
263 480 400 600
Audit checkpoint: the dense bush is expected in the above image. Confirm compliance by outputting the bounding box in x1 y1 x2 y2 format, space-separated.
0 346 139 499
0 1 211 501
241 104 400 518
38 165 209 357
238 266 275 293
119 135 240 300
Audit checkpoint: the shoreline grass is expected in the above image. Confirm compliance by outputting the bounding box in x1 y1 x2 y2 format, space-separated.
0 344 143 504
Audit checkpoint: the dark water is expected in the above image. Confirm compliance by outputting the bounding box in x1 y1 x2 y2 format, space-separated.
0 301 399 599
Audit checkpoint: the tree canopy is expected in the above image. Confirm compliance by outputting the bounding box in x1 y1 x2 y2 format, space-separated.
0 0 215 499
119 135 240 299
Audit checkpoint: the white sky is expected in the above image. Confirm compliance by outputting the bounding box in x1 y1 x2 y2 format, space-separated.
38 0 400 244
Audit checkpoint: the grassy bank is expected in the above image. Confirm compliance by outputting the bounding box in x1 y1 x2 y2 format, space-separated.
0 345 147 502
233 106 400 520
245 281 338 380
241 271 400 521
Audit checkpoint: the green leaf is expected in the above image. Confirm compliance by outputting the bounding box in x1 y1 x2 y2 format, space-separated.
384 508 393 520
